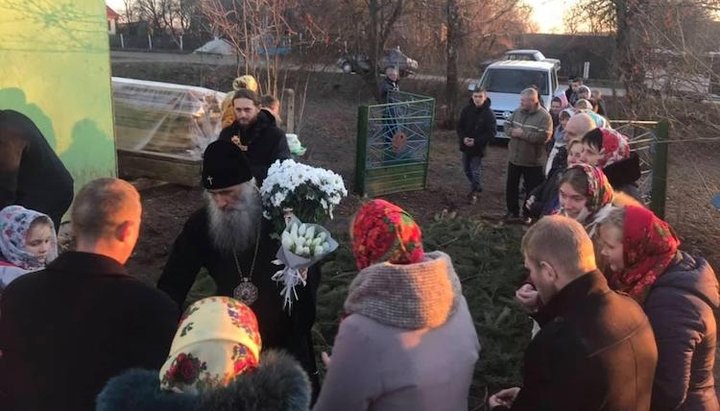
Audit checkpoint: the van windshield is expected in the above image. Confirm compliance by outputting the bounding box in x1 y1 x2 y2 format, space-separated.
481 69 549 95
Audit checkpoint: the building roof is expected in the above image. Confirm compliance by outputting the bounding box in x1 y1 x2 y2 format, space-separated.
106 5 120 20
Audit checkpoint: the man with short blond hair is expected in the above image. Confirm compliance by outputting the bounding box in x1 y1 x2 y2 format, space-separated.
0 178 179 411
489 215 657 411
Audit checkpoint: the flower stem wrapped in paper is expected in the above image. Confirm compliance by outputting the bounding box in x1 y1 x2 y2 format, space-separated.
260 159 347 311
272 219 338 310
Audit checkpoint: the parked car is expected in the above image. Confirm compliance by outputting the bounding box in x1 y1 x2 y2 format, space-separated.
337 47 419 76
504 49 561 71
468 59 563 139
504 49 546 61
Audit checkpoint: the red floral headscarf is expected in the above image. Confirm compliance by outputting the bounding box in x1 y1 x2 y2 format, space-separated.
351 199 424 270
596 128 631 168
606 205 680 301
562 164 614 220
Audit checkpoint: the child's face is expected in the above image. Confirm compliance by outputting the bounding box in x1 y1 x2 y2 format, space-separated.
560 116 570 129
25 223 53 263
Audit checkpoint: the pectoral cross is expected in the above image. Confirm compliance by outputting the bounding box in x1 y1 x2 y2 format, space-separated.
206 176 213 186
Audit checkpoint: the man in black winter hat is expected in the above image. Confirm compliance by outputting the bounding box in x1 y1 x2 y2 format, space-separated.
158 139 320 396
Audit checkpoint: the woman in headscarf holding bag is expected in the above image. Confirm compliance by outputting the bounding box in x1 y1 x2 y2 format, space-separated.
96 296 311 411
313 199 480 411
597 205 720 411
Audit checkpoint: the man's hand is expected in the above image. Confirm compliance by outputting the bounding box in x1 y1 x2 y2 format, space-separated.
489 387 521 409
525 195 536 210
321 351 331 368
516 283 540 313
511 127 524 138
464 137 475 147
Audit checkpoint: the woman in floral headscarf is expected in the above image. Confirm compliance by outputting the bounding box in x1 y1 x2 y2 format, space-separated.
0 205 57 294
97 297 311 411
516 164 641 324
597 205 719 411
557 163 615 236
313 199 480 411
580 128 642 199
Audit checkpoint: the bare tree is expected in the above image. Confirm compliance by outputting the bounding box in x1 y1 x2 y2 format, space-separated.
440 0 533 124
201 0 326 96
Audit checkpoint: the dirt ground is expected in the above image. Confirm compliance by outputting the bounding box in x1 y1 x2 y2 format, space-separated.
111 60 720 287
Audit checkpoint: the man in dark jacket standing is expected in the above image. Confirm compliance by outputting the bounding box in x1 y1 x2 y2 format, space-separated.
158 140 320 397
378 66 400 103
218 89 290 185
456 86 496 204
0 109 74 229
504 88 552 222
489 215 657 411
0 178 179 411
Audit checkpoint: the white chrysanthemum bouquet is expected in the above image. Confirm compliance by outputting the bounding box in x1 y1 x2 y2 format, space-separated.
260 160 347 310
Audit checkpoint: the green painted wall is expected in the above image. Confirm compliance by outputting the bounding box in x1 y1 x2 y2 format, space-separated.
0 0 117 186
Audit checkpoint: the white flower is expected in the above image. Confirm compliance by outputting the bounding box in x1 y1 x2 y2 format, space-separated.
260 159 348 224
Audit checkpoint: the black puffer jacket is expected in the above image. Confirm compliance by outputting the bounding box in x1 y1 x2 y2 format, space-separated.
645 252 720 411
456 98 496 156
96 351 311 411
218 110 291 184
603 152 641 199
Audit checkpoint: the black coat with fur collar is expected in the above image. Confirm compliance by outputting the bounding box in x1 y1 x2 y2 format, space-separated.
96 351 311 411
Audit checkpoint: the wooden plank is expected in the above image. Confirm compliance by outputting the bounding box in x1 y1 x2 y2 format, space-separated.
117 149 201 187
365 165 427 196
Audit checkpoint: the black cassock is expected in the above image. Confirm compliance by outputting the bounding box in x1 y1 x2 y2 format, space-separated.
158 208 320 394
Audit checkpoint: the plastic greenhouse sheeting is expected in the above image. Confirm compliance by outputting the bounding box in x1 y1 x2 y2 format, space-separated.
112 77 226 159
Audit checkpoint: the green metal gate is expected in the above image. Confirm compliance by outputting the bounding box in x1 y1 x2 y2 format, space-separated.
614 120 669 219
354 91 435 197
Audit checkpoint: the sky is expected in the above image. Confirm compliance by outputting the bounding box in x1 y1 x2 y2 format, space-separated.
106 0 577 34
529 0 579 33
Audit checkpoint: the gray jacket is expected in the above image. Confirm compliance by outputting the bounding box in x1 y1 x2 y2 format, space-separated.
313 251 480 411
504 105 552 167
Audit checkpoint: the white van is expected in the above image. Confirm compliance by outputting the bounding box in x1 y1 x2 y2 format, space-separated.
470 60 563 139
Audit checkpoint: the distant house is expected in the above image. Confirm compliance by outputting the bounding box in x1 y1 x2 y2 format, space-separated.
106 5 119 35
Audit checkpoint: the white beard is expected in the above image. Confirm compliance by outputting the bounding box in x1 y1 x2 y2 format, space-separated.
205 183 262 254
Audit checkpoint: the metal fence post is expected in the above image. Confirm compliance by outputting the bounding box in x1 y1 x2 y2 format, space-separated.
355 105 369 196
650 120 669 219
120 33 125 49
